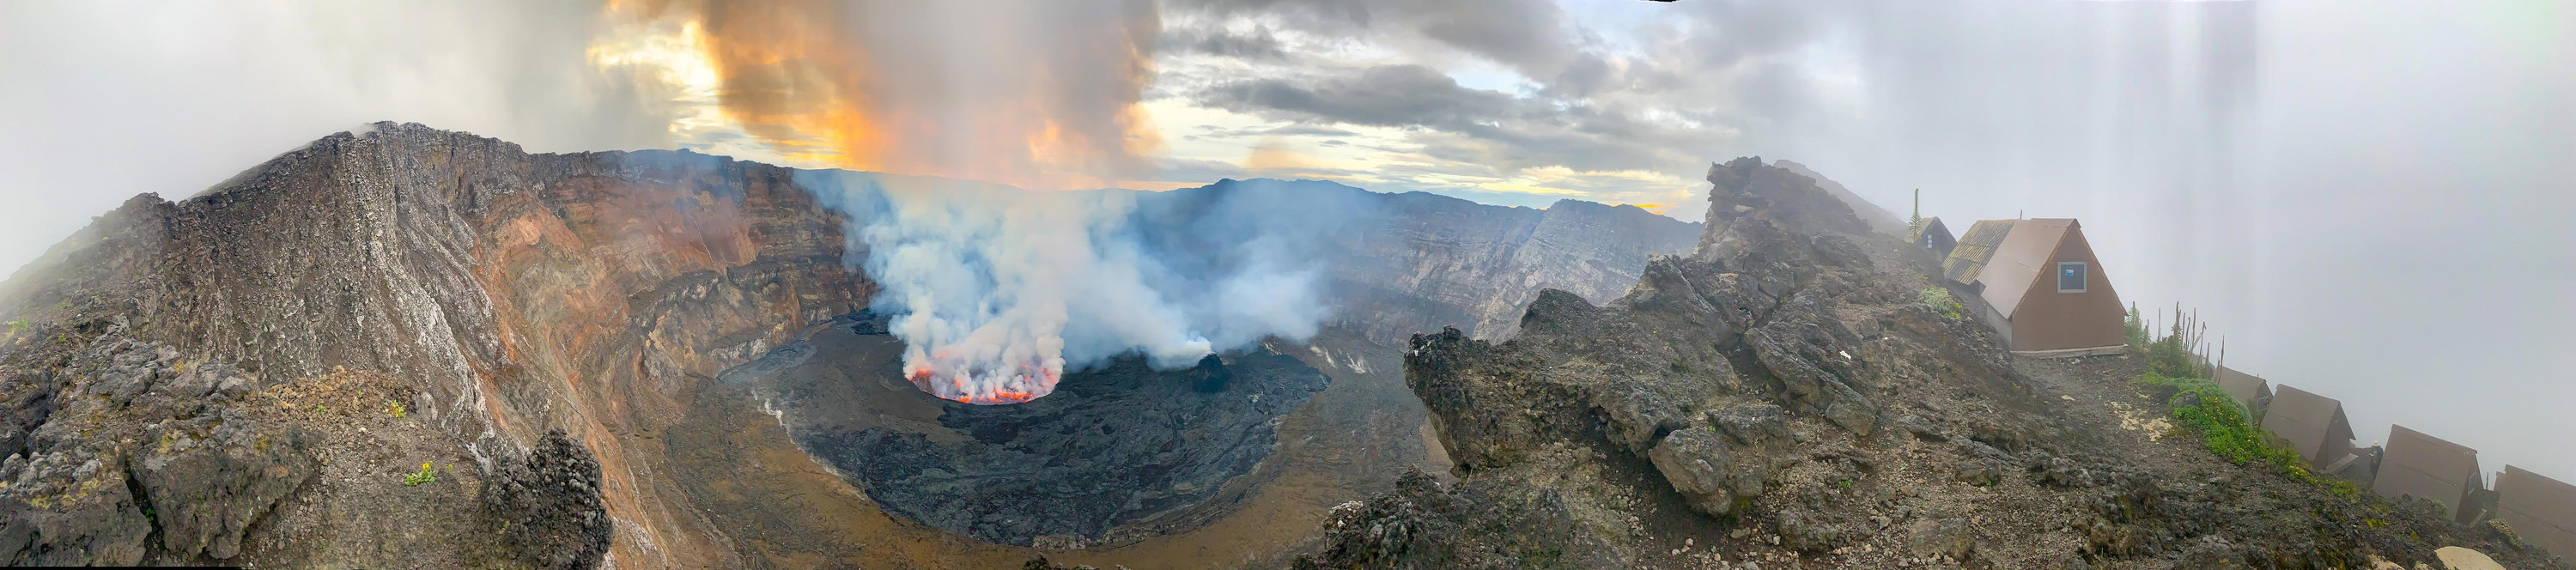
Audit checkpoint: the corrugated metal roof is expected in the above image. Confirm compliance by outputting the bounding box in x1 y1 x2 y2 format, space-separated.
1941 220 2014 285
2261 384 2351 464
1974 219 2077 318
2373 425 2482 520
2215 366 2270 409
2497 465 2576 561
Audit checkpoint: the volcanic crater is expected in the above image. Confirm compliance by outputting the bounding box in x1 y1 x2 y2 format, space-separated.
0 124 1706 567
714 312 1333 547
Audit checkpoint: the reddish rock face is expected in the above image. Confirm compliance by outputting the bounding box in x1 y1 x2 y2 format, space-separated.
0 123 871 567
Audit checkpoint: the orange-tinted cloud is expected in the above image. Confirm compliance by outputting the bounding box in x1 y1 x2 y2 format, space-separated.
607 0 1162 190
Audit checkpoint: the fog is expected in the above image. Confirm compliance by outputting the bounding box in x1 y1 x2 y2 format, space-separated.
1 1 2567 478
1728 2 2576 483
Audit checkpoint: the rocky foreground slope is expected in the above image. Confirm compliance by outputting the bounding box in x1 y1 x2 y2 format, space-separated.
0 123 1693 567
1296 158 2567 569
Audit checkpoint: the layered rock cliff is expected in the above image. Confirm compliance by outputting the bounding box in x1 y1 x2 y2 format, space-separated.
0 123 1698 567
0 124 867 567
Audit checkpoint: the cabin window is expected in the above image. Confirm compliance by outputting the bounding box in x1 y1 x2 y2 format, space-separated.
2057 261 2087 293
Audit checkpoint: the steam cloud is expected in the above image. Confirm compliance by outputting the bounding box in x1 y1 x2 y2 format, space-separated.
805 173 1355 403
608 0 1208 403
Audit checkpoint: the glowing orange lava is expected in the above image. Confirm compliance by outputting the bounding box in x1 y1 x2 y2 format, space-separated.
908 365 1058 404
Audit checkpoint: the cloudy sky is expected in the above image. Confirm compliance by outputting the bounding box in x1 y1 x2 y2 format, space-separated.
2 1 2569 480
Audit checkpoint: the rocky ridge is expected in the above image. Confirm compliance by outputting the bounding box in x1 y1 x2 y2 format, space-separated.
1298 157 2567 569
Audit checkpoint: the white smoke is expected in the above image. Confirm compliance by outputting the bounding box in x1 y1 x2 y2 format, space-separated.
805 173 1335 403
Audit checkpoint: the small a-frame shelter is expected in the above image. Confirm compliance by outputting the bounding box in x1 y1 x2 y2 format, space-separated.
2260 384 2355 469
2214 366 2272 412
2373 425 2485 523
1939 218 2127 355
1915 217 1956 258
2495 465 2576 561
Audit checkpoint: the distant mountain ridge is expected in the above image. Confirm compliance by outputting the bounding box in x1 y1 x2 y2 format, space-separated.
1138 178 1702 343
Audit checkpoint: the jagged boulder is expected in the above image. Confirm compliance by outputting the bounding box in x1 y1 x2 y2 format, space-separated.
0 449 151 566
1648 427 1762 516
1590 378 1691 455
1743 328 1877 434
1777 507 1849 552
1404 328 1587 472
1293 467 1625 570
1906 518 1977 561
482 429 611 570
1709 401 1790 446
128 411 314 560
1616 256 1730 335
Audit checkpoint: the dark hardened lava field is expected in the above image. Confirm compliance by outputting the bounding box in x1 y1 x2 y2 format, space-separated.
713 313 1331 547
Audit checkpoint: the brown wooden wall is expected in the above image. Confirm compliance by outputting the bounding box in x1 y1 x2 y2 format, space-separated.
2008 226 2128 351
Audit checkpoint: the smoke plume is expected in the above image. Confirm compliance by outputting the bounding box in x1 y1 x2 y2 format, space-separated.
604 1 1251 403
804 173 1350 403
608 0 1163 190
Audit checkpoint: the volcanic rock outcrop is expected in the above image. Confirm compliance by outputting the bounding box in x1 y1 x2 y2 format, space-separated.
1301 157 2569 569
0 123 1699 567
483 428 613 570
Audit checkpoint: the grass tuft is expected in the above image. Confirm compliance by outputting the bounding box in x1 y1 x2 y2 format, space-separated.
2135 372 2318 483
1917 287 1965 320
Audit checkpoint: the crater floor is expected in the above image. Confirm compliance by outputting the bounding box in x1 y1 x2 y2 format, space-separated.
713 315 1334 547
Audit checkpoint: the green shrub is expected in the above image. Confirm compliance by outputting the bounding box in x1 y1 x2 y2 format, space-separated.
2136 373 2317 482
1918 287 1965 320
2139 333 2199 379
3 319 26 339
2123 305 2149 347
404 462 438 486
